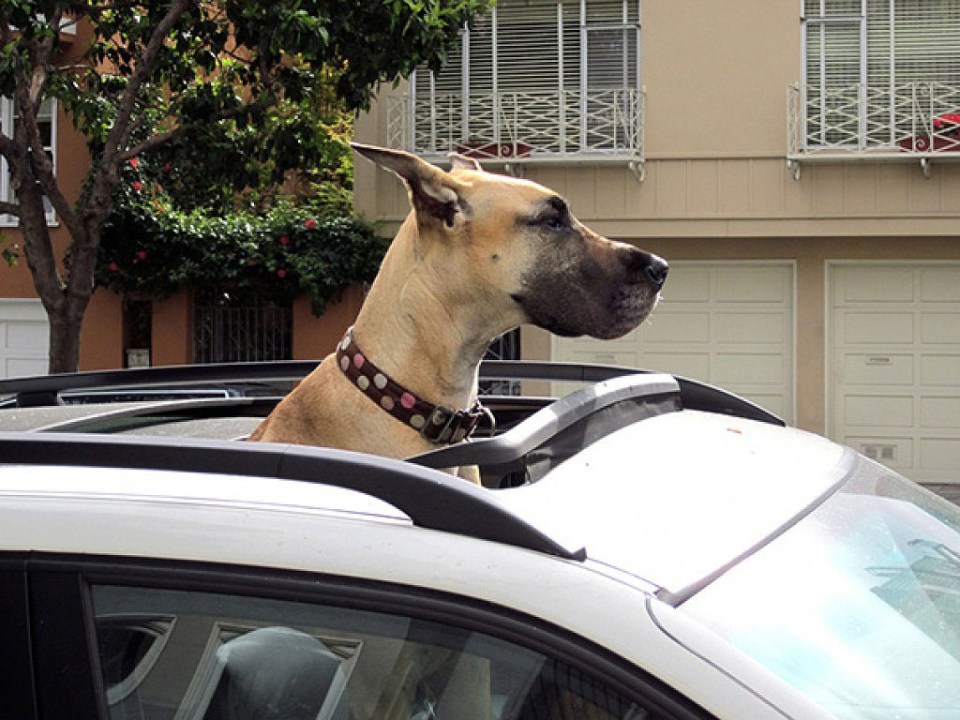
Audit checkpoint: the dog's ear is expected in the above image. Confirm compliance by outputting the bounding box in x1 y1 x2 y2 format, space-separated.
353 143 468 229
448 153 482 172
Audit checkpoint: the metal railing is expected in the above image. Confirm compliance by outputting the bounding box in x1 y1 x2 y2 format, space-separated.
788 81 960 162
388 88 644 168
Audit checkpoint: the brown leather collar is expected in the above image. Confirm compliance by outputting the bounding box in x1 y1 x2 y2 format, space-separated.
336 327 489 444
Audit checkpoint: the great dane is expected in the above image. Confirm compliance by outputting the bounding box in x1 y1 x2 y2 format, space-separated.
248 144 667 479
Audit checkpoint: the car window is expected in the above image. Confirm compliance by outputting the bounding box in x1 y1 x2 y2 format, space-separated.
91 584 666 720
682 456 960 719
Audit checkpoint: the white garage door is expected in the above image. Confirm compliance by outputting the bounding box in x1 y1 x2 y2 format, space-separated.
829 263 960 484
552 262 795 423
0 299 49 379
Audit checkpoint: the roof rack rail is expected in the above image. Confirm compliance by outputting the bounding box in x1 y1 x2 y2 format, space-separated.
0 359 784 426
412 373 681 479
0 431 585 561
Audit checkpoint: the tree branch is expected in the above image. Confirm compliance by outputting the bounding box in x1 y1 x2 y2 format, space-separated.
13 44 86 246
84 0 197 230
107 0 197 159
119 104 256 161
0 133 16 164
0 201 19 217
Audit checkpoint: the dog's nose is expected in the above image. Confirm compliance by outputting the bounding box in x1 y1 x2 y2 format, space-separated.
641 253 669 289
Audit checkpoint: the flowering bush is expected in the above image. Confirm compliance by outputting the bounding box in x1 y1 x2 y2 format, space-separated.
97 158 387 315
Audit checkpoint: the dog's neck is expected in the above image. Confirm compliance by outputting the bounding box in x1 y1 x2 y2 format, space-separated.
351 292 489 412
350 217 510 412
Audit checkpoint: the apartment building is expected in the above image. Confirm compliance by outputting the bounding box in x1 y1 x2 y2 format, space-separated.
355 0 960 484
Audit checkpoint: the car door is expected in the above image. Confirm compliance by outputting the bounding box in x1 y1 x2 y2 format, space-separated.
19 554 716 720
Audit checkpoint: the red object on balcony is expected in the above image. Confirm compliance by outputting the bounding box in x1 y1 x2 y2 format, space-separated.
455 141 534 159
933 112 960 130
899 112 960 152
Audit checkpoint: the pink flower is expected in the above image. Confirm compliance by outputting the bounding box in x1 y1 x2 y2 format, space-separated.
132 181 143 192
156 183 163 192
108 262 120 272
279 235 290 246
276 268 287 279
136 250 147 261
304 217 317 230
129 157 139 169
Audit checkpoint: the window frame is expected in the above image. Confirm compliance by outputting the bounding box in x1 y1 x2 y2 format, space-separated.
0 555 37 720
21 552 715 720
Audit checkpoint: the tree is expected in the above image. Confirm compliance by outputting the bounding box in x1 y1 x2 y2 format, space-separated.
0 0 489 373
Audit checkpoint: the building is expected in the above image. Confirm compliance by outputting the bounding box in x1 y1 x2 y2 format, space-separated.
354 0 960 484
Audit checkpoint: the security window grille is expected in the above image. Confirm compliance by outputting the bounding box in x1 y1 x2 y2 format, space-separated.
400 0 641 160
800 0 960 150
1 97 57 225
193 290 292 364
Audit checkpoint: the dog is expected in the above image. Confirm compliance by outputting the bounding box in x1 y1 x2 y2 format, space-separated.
248 143 667 479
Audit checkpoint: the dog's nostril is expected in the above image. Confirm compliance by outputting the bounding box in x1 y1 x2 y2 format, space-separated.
644 255 669 288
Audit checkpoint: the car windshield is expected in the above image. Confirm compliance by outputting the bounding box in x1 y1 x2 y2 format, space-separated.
682 455 960 720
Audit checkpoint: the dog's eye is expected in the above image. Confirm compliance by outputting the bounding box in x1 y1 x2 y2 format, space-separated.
533 211 569 232
527 197 570 232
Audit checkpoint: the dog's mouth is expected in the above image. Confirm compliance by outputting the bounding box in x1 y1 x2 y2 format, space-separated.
512 286 660 340
511 241 667 339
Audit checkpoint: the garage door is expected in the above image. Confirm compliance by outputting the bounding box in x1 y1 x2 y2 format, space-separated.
552 262 795 423
0 299 49 379
829 263 960 483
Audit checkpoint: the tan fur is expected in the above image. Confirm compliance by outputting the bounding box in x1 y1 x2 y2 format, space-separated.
249 144 666 482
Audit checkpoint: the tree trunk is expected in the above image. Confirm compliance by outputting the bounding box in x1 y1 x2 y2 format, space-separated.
15 174 93 375
47 307 85 375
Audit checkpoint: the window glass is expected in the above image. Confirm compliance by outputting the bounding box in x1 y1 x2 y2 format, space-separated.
408 0 640 157
682 457 960 719
92 584 663 720
801 0 960 149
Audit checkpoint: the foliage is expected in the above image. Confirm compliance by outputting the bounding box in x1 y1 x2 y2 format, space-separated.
0 235 19 267
0 0 491 373
97 159 388 316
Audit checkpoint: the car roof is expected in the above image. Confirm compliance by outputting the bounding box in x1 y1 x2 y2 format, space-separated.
0 360 840 600
0 411 852 604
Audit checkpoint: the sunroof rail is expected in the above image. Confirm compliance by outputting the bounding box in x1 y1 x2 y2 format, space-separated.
412 373 681 477
0 361 318 408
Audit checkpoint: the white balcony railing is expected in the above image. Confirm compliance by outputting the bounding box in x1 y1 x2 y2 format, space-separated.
788 82 960 177
387 88 644 177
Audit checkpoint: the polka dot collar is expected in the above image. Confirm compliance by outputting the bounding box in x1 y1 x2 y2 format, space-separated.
336 327 488 444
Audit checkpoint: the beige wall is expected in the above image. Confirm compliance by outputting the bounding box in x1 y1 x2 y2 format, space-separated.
642 2 796 160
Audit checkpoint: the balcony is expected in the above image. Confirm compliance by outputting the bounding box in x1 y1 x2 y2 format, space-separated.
788 82 960 178
387 88 645 179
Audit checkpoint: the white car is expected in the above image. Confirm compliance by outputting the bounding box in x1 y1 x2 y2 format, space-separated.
0 364 958 719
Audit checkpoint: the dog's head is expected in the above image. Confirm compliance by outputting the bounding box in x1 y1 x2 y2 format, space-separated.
353 143 666 340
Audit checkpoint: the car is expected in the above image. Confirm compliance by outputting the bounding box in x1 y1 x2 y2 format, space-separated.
0 360 958 719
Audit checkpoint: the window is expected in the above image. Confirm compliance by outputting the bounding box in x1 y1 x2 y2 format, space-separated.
91 584 671 720
801 0 960 149
193 288 292 363
401 0 641 159
0 96 57 225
